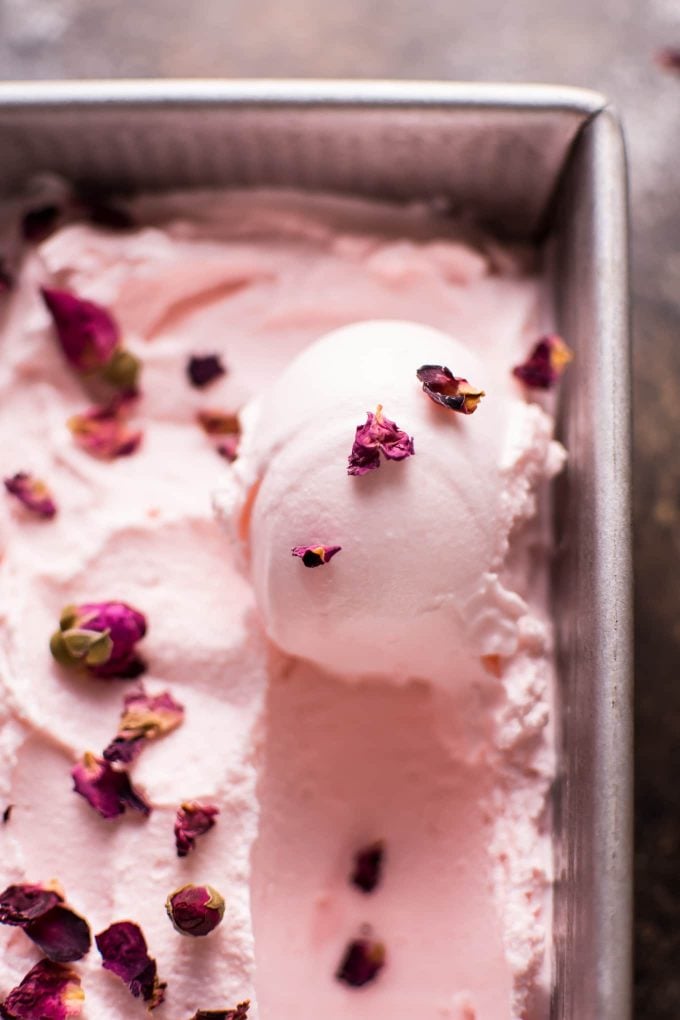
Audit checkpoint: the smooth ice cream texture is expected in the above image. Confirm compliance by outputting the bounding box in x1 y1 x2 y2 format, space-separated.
227 318 557 685
0 188 561 1019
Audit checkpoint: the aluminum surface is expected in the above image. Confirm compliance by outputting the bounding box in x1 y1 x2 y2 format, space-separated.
0 79 632 1020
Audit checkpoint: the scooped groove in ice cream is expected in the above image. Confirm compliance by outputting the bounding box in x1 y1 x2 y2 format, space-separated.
222 319 559 685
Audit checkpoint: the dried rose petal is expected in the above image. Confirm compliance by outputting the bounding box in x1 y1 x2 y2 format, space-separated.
0 884 91 963
175 802 219 858
416 365 485 414
166 884 225 937
50 600 147 679
190 1005 250 1020
187 355 226 389
42 288 120 374
347 405 415 476
512 334 573 390
291 544 342 568
96 921 165 1009
216 436 240 463
22 205 61 242
71 752 151 819
67 400 142 460
0 884 62 925
335 935 386 987
656 47 680 72
0 959 84 1019
2 805 12 823
351 841 385 894
196 410 240 436
104 689 185 763
4 472 57 519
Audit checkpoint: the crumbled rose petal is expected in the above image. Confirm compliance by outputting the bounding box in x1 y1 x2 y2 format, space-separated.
347 405 415 476
96 921 165 1010
166 884 225 937
50 600 147 679
351 841 385 893
42 288 120 374
291 544 342 568
175 802 219 858
187 355 226 388
2 805 12 823
22 205 61 242
104 688 185 763
416 365 485 414
71 753 151 819
335 935 386 987
190 1004 250 1020
656 46 680 72
0 959 84 1019
480 654 503 678
512 334 573 390
216 436 240 462
67 400 143 460
4 472 57 519
0 884 91 963
196 410 240 436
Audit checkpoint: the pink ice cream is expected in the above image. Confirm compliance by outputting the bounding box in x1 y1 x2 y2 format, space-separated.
0 187 560 1019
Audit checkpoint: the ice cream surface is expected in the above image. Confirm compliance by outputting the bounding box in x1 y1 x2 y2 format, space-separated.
0 187 561 1019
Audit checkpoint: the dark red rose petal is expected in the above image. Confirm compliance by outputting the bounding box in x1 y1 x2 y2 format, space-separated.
0 884 62 925
291 544 342 568
512 334 573 390
175 802 219 858
2 805 12 823
25 905 91 963
0 959 84 1019
347 405 414 476
96 921 165 1009
656 47 680 72
71 753 151 819
4 472 58 519
351 841 385 894
187 355 226 389
416 364 485 414
190 1004 250 1020
67 401 143 461
335 936 386 987
166 884 225 937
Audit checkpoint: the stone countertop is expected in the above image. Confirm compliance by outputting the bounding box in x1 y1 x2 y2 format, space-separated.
1 0 678 1015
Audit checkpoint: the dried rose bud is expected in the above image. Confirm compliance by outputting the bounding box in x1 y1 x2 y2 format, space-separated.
22 205 61 242
351 841 385 893
416 364 485 414
190 1004 250 1020
71 752 151 819
4 472 57 519
50 600 147 679
67 400 142 460
347 405 415 476
42 288 120 374
0 883 91 962
0 959 84 1019
335 934 386 987
187 355 226 389
175 802 219 858
104 689 184 764
96 921 165 1009
512 334 573 390
166 884 225 937
291 544 342 568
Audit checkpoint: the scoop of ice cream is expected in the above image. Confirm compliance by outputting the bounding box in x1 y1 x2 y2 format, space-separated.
219 320 551 683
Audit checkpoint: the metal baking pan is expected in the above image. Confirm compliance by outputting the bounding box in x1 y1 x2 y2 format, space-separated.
0 79 632 1020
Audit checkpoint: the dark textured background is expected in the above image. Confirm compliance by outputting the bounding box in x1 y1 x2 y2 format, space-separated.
1 1 678 1014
